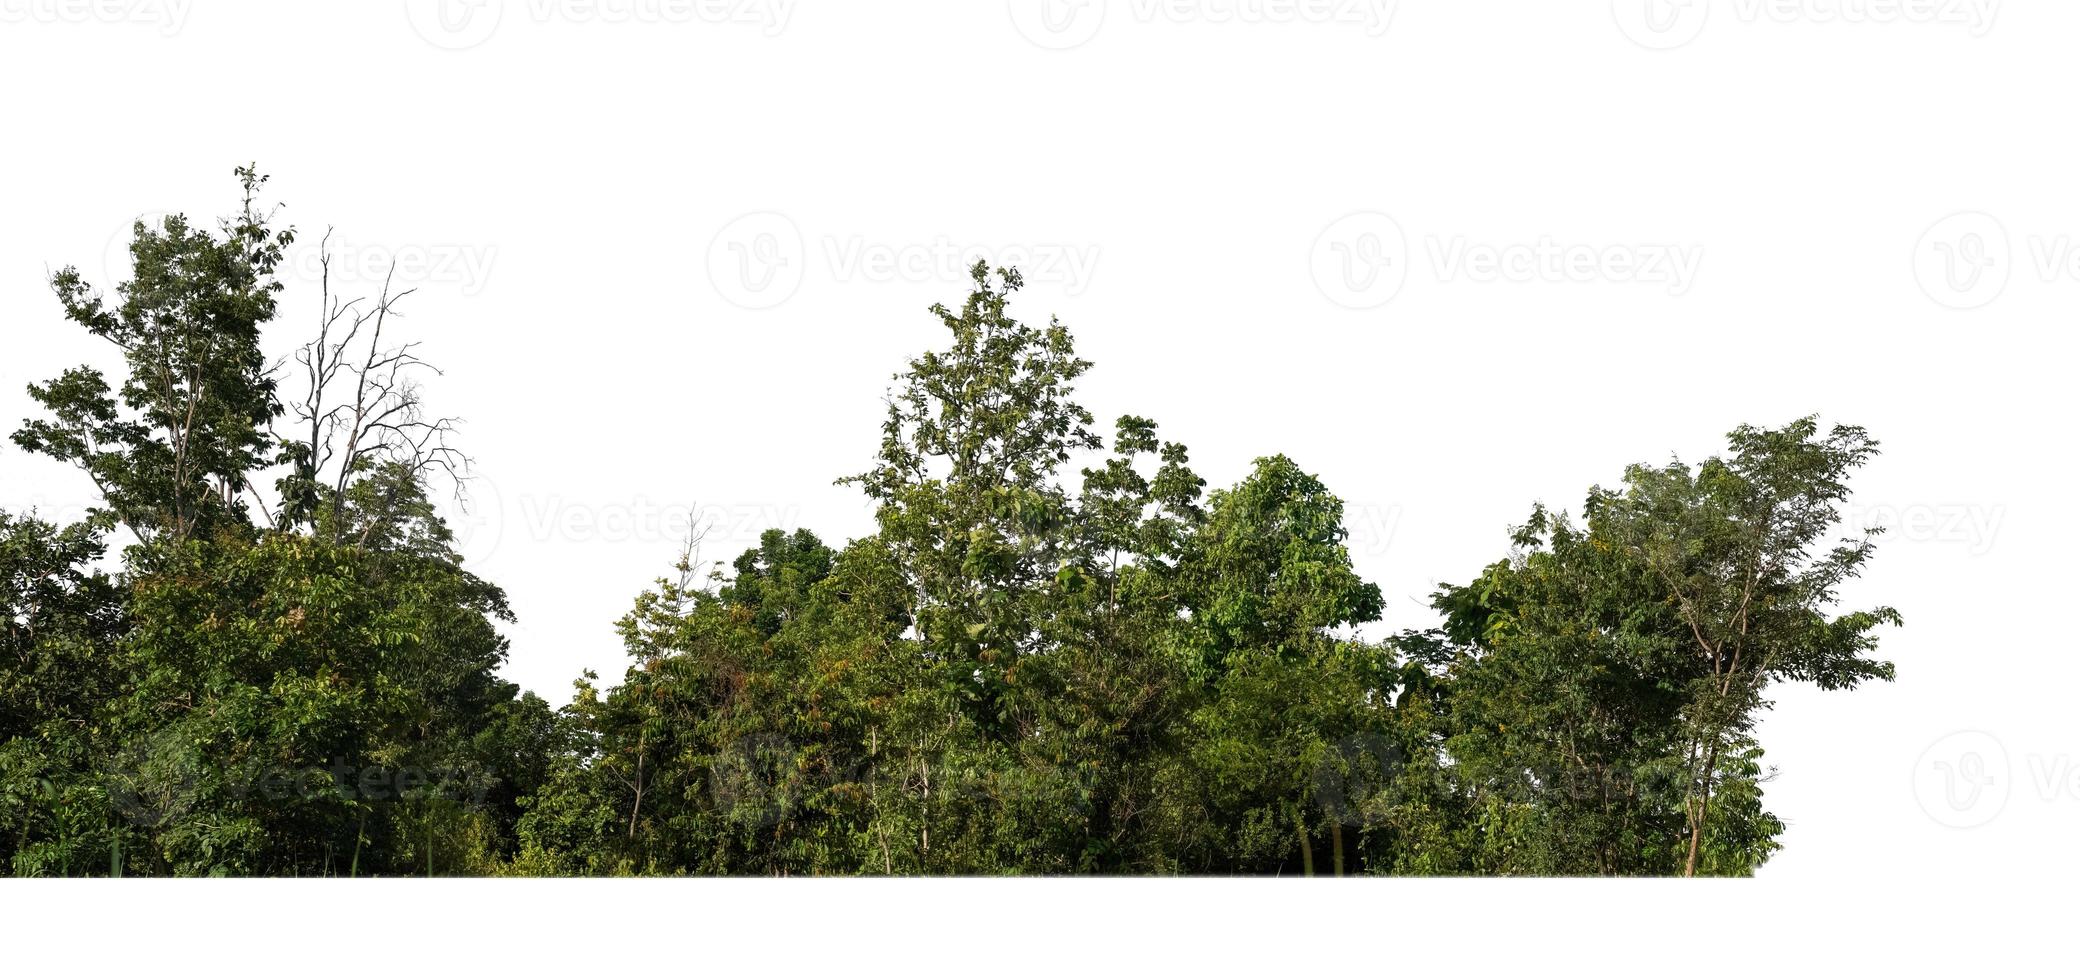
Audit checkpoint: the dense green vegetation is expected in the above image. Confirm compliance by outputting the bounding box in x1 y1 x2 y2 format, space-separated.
1 170 1897 876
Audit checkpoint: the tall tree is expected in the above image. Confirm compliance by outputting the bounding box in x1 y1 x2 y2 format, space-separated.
1422 418 1897 875
15 166 290 546
843 261 1098 673
1593 418 1898 875
6 168 548 876
1160 456 1389 875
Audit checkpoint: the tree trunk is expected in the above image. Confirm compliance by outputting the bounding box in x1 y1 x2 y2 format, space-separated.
1682 738 1721 877
1294 804 1314 877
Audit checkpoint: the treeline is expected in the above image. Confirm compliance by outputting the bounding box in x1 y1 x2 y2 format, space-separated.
0 171 1897 876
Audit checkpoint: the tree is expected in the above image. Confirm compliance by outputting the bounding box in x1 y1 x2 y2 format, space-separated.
843 261 1098 676
274 235 468 542
6 170 1902 875
1420 418 1897 876
104 533 519 875
0 512 126 875
15 166 290 546
1593 418 1897 875
1425 505 1702 874
1158 456 1390 875
6 167 548 876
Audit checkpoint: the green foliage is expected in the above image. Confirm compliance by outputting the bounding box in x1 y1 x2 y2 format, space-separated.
15 166 289 546
1417 417 1899 875
3 170 549 876
92 532 520 875
4 172 1898 876
512 266 1894 877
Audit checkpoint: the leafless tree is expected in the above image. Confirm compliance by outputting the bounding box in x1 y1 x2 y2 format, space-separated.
273 229 470 545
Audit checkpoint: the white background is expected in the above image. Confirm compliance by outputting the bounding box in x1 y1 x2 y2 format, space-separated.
0 0 2067 972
